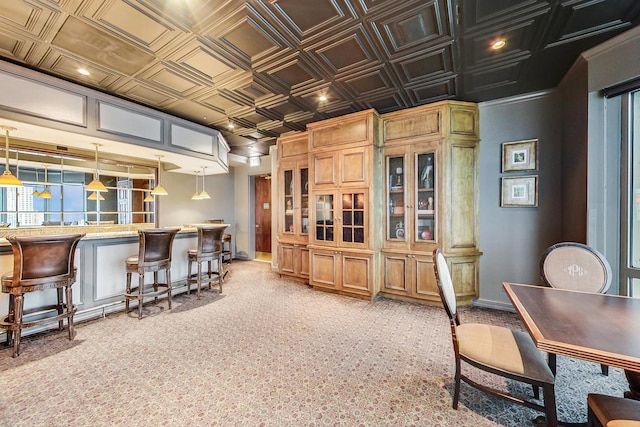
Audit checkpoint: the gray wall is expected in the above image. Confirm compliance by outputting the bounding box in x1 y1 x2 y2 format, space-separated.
159 171 236 253
477 91 563 308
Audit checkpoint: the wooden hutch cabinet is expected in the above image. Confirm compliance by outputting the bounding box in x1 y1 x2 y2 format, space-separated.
274 101 480 305
380 100 481 305
307 110 382 299
276 132 310 282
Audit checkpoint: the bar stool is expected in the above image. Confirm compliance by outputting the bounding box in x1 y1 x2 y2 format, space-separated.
187 225 228 298
1 233 85 357
125 228 180 320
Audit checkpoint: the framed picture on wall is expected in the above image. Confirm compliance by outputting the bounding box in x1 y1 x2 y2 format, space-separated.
501 176 538 207
501 139 538 172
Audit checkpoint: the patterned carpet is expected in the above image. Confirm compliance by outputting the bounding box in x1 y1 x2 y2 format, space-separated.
0 260 628 426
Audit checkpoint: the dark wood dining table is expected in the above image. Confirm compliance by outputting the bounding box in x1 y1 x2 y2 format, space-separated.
503 282 640 400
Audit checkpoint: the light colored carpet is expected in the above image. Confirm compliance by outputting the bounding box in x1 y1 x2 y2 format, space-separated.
0 260 628 426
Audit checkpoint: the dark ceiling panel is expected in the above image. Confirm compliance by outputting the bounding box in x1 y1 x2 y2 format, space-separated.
0 0 638 157
52 16 155 75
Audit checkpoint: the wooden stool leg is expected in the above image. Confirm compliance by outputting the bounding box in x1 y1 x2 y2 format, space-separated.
56 287 64 330
186 258 192 295
218 254 223 293
153 271 159 303
138 272 144 320
65 285 75 340
12 294 24 358
6 294 15 346
196 261 202 299
166 268 172 310
125 272 132 313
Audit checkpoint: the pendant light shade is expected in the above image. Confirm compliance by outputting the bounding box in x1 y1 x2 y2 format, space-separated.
0 125 23 187
151 154 168 196
87 192 105 201
198 166 210 200
86 143 108 192
143 193 154 202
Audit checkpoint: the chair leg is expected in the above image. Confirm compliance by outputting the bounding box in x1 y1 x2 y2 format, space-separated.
153 271 159 303
12 294 24 357
218 254 223 293
56 287 64 330
542 383 558 427
533 385 540 400
548 353 557 376
207 260 212 290
65 285 75 340
138 272 144 320
166 268 172 310
453 359 461 409
186 258 192 295
125 272 132 313
601 364 609 376
6 294 15 346
196 261 202 299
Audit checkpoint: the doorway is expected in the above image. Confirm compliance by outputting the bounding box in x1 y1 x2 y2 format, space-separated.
254 174 272 262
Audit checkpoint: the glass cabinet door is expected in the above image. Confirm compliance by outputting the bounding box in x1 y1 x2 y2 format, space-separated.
300 167 309 235
341 192 365 244
415 152 436 242
283 168 294 234
386 155 406 241
314 194 334 242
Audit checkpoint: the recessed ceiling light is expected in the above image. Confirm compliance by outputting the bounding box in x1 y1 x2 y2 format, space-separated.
77 68 90 76
319 95 327 102
228 123 234 129
491 39 506 50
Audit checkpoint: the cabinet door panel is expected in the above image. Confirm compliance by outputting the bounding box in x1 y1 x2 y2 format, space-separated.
311 250 339 288
279 244 295 275
342 254 370 293
313 154 336 186
341 149 367 185
383 254 408 293
450 258 478 299
414 256 439 300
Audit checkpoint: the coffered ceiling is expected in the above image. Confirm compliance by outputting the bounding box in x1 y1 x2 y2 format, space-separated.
0 0 638 158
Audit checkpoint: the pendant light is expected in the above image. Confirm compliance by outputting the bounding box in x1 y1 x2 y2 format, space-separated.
151 154 168 195
32 169 40 196
198 166 210 199
191 170 202 200
143 175 154 202
38 165 52 199
86 143 108 192
0 125 23 187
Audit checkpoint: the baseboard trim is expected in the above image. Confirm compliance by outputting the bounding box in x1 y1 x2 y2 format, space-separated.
472 298 515 312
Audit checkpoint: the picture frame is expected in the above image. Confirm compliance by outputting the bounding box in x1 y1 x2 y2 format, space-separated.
501 176 538 207
501 139 538 172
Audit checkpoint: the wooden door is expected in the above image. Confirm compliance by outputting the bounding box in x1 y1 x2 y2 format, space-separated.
255 175 272 253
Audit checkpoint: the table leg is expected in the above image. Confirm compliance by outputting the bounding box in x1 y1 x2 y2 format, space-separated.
625 370 640 400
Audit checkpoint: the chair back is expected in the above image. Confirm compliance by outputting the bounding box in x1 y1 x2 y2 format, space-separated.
540 242 612 293
433 248 458 322
138 228 180 266
7 233 85 286
197 225 227 255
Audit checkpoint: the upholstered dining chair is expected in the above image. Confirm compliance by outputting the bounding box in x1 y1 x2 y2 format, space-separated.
1 233 85 357
125 228 180 320
588 393 640 426
433 248 558 426
540 242 612 376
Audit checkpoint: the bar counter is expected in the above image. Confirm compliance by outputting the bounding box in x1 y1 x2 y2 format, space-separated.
0 224 228 336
